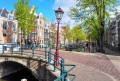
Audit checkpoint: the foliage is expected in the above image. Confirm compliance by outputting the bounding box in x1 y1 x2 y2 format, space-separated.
71 25 86 43
69 0 118 51
62 24 71 44
81 17 100 41
15 0 37 36
49 23 57 44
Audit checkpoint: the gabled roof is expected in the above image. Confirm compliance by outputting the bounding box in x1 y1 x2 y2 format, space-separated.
0 9 2 14
0 8 9 18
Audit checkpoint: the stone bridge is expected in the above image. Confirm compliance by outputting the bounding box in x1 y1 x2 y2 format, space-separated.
0 54 57 81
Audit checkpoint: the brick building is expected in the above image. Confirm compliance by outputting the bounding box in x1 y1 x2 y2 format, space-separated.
36 13 44 48
0 8 18 44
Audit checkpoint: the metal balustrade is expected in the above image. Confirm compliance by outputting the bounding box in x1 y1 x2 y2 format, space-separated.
0 43 76 81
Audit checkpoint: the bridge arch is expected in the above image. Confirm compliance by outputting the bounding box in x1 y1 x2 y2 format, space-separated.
0 61 39 81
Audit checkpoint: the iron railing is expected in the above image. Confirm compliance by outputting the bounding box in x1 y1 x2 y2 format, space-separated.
0 43 76 81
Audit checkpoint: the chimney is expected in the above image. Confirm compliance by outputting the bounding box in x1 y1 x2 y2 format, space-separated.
11 10 14 16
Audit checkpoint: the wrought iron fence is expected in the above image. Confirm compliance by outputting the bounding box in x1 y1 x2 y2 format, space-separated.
0 43 76 81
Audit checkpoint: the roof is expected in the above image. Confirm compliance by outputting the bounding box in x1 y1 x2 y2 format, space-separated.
0 9 2 14
0 8 9 18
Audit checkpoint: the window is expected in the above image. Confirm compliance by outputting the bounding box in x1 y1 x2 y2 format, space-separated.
3 21 7 30
42 40 43 44
40 32 41 36
40 40 41 43
9 15 13 20
13 23 16 31
45 24 46 27
40 21 42 24
38 26 39 29
3 33 7 36
46 29 48 32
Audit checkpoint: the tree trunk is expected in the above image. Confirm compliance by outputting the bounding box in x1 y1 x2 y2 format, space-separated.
100 31 104 53
97 39 100 47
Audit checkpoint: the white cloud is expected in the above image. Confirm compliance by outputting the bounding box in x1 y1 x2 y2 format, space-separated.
53 0 77 28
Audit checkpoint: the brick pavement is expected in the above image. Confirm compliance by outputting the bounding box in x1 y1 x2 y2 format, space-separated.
11 49 120 81
52 50 120 81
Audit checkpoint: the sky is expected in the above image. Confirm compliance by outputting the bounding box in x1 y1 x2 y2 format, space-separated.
0 0 77 28
0 0 120 28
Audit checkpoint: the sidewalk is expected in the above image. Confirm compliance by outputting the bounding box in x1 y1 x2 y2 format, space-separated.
104 47 120 73
104 47 120 55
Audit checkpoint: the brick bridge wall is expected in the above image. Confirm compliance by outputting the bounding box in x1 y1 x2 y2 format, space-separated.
0 55 57 81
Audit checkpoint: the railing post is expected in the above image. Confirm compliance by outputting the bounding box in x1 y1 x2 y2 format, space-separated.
49 48 51 62
54 54 56 72
32 44 34 57
11 44 13 55
21 44 23 55
64 70 68 81
45 46 47 59
48 50 50 66
48 47 51 66
2 44 4 55
60 59 64 81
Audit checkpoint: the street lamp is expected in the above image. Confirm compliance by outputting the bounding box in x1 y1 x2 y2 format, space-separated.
89 29 92 53
55 7 64 66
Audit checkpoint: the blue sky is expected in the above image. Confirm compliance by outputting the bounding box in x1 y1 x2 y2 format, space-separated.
1 0 119 28
0 0 77 28
0 0 56 22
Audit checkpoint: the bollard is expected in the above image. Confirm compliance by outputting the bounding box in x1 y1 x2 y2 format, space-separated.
45 46 47 59
21 78 27 81
21 44 23 55
2 44 4 55
11 44 13 55
32 44 34 57
60 59 64 81
54 54 56 72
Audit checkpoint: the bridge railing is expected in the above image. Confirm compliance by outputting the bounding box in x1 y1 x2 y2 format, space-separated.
0 43 76 81
46 47 76 81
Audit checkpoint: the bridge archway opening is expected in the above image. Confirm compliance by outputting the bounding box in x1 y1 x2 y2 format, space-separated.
0 61 39 81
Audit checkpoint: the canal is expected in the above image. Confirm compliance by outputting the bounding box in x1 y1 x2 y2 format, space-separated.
1 68 39 81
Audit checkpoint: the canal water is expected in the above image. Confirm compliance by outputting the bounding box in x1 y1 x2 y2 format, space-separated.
0 68 39 81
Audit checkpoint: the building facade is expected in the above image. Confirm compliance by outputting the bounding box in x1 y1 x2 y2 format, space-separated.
36 13 44 48
49 23 57 48
105 14 120 50
44 21 50 47
0 8 18 44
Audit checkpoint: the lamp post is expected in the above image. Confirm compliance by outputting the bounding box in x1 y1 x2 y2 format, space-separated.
55 7 64 66
89 29 92 53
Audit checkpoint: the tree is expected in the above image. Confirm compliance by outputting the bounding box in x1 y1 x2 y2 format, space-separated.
61 24 71 45
69 0 118 52
71 25 86 44
15 0 37 43
49 23 57 46
81 17 101 47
